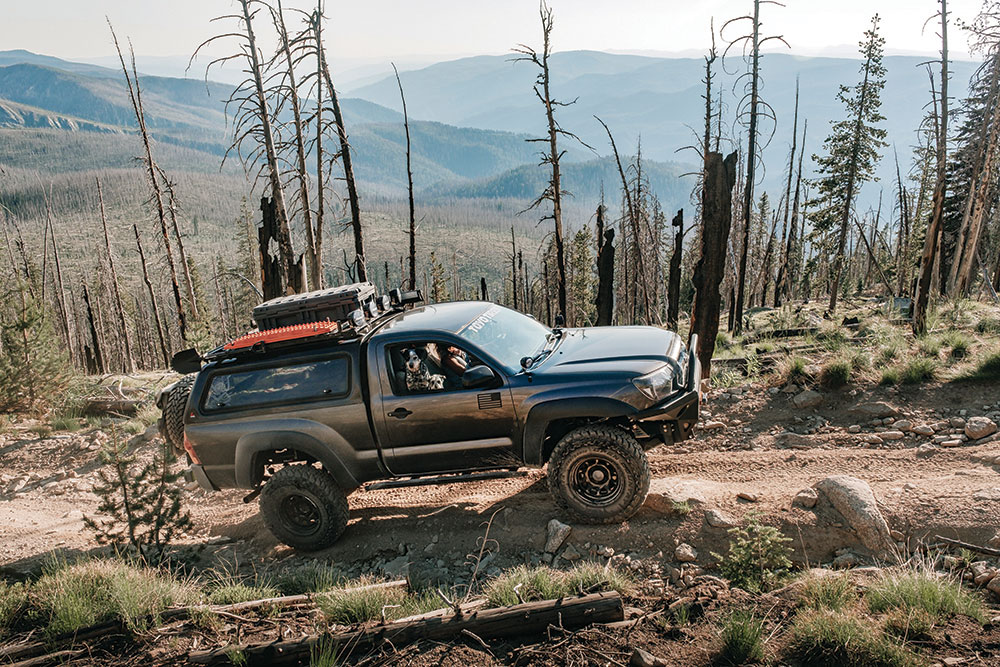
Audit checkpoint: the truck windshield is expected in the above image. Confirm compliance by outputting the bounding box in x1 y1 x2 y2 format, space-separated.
457 305 551 372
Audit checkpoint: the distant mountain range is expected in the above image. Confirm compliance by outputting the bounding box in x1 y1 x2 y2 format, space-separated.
0 48 982 214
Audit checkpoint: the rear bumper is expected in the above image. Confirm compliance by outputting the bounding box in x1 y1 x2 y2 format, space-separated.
183 464 218 492
630 337 702 442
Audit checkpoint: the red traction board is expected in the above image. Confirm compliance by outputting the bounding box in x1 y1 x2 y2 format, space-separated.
223 321 340 350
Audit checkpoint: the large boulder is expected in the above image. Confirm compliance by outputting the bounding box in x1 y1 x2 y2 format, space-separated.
793 390 823 409
814 475 893 555
965 416 998 441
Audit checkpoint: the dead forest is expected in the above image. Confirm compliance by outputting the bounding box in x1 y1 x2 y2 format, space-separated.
3 0 1000 412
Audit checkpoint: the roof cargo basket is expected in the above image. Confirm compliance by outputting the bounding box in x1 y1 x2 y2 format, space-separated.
252 282 377 331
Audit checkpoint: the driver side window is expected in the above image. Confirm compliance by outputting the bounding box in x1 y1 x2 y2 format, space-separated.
386 342 484 395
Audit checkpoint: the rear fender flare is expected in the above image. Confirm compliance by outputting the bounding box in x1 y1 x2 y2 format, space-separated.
235 430 359 490
521 398 637 466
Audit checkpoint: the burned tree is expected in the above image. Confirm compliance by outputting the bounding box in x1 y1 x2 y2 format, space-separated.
193 0 300 295
594 205 615 326
691 152 739 377
393 63 418 291
667 209 684 329
723 0 787 334
514 1 583 323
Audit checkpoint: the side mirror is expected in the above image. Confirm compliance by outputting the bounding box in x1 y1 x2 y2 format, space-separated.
171 348 202 374
462 365 497 389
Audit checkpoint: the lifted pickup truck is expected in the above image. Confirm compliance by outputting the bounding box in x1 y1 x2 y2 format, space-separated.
158 292 701 551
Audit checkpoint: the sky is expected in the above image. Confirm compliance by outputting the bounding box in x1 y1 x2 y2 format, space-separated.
0 0 986 74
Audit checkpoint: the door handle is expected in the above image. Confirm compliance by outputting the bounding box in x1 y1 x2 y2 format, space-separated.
388 407 412 419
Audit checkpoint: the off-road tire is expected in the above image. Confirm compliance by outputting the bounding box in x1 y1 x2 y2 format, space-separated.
547 425 651 524
163 374 196 454
260 465 349 551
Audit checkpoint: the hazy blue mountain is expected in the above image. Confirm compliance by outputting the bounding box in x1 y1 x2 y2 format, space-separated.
351 51 982 206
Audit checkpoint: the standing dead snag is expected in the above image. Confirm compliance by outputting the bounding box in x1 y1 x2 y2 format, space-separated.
110 23 188 340
774 78 799 307
393 63 418 291
595 204 615 326
270 0 320 290
309 7 367 281
667 209 684 330
97 177 134 372
514 1 583 324
192 0 299 295
690 151 738 378
914 0 950 334
723 0 788 334
133 223 170 368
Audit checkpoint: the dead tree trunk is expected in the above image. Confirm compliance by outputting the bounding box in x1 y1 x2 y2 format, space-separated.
595 204 615 326
774 78 799 306
81 281 105 375
97 178 134 372
43 205 73 366
110 25 188 340
392 63 418 291
313 13 367 281
133 224 169 367
159 172 198 318
690 151 738 378
510 226 519 310
667 209 684 329
914 4 949 335
480 277 488 301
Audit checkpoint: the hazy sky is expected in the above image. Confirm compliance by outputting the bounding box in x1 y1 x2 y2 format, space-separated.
2 0 985 68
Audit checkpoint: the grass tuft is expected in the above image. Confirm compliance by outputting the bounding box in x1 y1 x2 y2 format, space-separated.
880 367 901 385
484 563 632 608
975 317 1000 334
779 356 810 383
310 636 340 667
961 350 1000 382
800 574 856 611
789 609 920 667
0 581 28 636
917 336 942 358
940 331 971 358
866 567 984 623
207 581 280 606
32 558 196 635
819 357 852 388
275 563 344 596
315 578 441 625
883 607 934 642
718 610 765 664
900 358 937 385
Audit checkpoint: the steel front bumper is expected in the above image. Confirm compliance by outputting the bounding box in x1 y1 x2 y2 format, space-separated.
630 335 702 443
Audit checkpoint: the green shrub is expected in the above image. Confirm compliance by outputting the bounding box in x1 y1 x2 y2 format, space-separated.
31 558 196 635
866 568 984 623
671 500 692 516
819 357 852 388
49 413 81 432
878 342 902 366
800 574 855 611
900 358 937 384
712 514 793 593
789 609 920 667
564 561 633 596
718 610 765 664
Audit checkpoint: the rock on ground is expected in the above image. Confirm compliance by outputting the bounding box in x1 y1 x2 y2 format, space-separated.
793 390 823 409
643 478 728 512
815 475 893 555
675 543 698 562
965 416 998 441
705 509 735 528
794 488 819 508
777 432 813 449
853 402 899 419
544 519 571 553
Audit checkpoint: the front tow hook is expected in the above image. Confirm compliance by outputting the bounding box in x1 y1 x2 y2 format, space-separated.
388 407 413 419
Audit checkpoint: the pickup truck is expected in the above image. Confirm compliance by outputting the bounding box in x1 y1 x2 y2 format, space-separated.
158 299 701 551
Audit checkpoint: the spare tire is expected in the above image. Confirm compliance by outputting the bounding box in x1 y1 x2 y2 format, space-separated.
163 374 196 454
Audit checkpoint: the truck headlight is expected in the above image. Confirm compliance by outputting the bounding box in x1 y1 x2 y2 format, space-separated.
632 364 675 402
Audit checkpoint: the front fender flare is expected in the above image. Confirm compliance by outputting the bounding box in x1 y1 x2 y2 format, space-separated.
521 398 637 466
235 430 360 490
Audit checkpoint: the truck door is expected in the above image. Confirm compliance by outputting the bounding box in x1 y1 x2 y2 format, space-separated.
372 340 519 475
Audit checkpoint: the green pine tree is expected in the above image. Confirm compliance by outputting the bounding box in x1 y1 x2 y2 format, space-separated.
811 14 888 312
568 225 596 326
429 252 450 303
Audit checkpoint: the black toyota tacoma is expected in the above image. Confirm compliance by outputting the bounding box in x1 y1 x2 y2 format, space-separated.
158 285 701 551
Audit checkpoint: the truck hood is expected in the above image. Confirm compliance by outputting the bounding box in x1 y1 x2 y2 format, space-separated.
536 326 685 378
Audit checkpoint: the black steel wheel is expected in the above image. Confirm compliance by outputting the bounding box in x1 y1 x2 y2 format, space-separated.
547 425 651 524
260 465 348 551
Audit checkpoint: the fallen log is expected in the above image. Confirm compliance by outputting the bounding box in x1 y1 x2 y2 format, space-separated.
188 591 624 665
82 398 141 417
7 649 85 667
